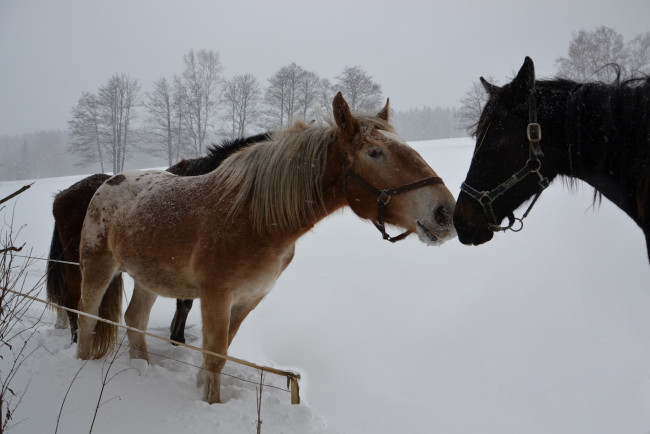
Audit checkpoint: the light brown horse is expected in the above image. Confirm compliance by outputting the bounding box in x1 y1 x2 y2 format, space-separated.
76 92 456 404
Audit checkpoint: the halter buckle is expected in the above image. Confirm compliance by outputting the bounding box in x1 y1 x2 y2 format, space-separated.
527 123 542 142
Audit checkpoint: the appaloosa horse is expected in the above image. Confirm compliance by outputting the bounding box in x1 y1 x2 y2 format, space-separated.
454 57 650 261
76 92 457 403
46 133 270 342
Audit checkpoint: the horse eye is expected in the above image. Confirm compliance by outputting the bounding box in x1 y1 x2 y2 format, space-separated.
367 148 383 159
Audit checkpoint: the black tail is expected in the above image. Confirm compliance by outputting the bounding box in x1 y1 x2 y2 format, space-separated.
46 224 66 305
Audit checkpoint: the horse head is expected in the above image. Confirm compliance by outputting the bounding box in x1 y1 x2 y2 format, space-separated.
454 57 557 246
332 92 456 245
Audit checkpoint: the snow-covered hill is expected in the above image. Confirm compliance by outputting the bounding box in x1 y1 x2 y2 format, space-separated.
2 137 649 433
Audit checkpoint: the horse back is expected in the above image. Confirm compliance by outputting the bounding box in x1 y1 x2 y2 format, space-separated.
53 174 112 259
82 171 175 252
81 170 209 296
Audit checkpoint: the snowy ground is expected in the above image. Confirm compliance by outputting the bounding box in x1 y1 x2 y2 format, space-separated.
2 137 650 434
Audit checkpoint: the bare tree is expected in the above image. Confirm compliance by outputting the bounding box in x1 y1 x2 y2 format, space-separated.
457 76 498 136
334 65 383 111
68 92 104 172
263 63 304 128
295 70 322 121
68 74 142 173
172 75 191 160
98 74 141 173
627 32 650 76
180 49 223 157
221 74 262 140
315 78 335 119
556 26 650 81
145 77 179 166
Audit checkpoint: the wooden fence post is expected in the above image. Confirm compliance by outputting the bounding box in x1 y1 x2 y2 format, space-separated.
290 377 300 405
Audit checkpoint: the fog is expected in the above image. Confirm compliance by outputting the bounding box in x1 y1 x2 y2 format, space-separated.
1 0 648 136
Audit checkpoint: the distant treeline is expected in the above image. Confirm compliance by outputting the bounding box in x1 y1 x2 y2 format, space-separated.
0 106 465 181
391 106 465 141
0 131 162 181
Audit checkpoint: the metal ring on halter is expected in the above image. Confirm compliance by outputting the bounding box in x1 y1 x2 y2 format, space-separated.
490 217 523 232
487 212 521 232
526 158 542 172
377 190 392 206
509 218 524 232
480 193 492 205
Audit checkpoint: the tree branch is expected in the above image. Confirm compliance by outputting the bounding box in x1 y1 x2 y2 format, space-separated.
0 184 33 207
0 245 24 255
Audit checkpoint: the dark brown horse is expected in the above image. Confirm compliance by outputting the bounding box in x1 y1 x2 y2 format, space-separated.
454 57 650 261
46 132 271 343
76 92 457 404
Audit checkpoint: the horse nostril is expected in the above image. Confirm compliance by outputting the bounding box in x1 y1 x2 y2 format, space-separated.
434 205 451 226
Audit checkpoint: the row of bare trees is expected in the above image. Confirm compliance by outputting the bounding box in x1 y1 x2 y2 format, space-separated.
458 26 650 135
68 49 384 171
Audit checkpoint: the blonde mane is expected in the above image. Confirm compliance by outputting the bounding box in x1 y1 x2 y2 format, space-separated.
215 115 396 235
215 121 333 235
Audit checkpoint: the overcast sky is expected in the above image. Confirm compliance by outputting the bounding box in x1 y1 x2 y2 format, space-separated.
0 0 648 136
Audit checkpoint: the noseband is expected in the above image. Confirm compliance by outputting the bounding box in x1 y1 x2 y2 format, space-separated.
460 95 550 232
340 150 444 242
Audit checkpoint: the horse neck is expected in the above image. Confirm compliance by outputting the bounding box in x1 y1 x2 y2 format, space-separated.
210 133 349 245
269 141 349 245
320 141 350 216
539 82 640 220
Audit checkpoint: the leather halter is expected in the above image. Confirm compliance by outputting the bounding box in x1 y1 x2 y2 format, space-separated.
340 150 445 242
460 95 550 232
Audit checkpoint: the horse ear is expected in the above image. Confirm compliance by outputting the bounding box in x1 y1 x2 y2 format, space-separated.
480 77 499 96
377 98 390 121
333 91 359 137
512 56 535 94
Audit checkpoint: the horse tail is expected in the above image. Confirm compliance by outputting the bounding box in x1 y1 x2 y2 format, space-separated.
90 274 124 359
46 224 66 306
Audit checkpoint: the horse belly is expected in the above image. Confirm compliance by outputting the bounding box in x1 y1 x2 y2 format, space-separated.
120 258 200 300
231 276 276 307
229 246 295 307
127 271 200 299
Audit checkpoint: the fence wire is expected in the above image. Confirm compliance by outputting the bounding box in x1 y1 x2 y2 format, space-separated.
2 252 301 403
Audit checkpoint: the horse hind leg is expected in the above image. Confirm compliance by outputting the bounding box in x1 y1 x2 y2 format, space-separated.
54 309 70 329
170 298 194 344
46 224 70 329
77 256 122 360
124 283 157 363
62 263 82 343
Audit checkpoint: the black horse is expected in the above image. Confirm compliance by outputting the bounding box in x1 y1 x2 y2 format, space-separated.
47 132 271 343
454 57 650 261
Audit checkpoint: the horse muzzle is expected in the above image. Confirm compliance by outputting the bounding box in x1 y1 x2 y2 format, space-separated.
415 204 457 246
453 195 494 246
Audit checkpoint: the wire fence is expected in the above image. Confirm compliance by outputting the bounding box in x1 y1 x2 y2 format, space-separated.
2 253 301 404
19 308 292 395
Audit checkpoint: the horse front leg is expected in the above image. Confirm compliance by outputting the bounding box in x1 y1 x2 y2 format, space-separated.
124 283 157 363
227 297 264 347
198 288 233 404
